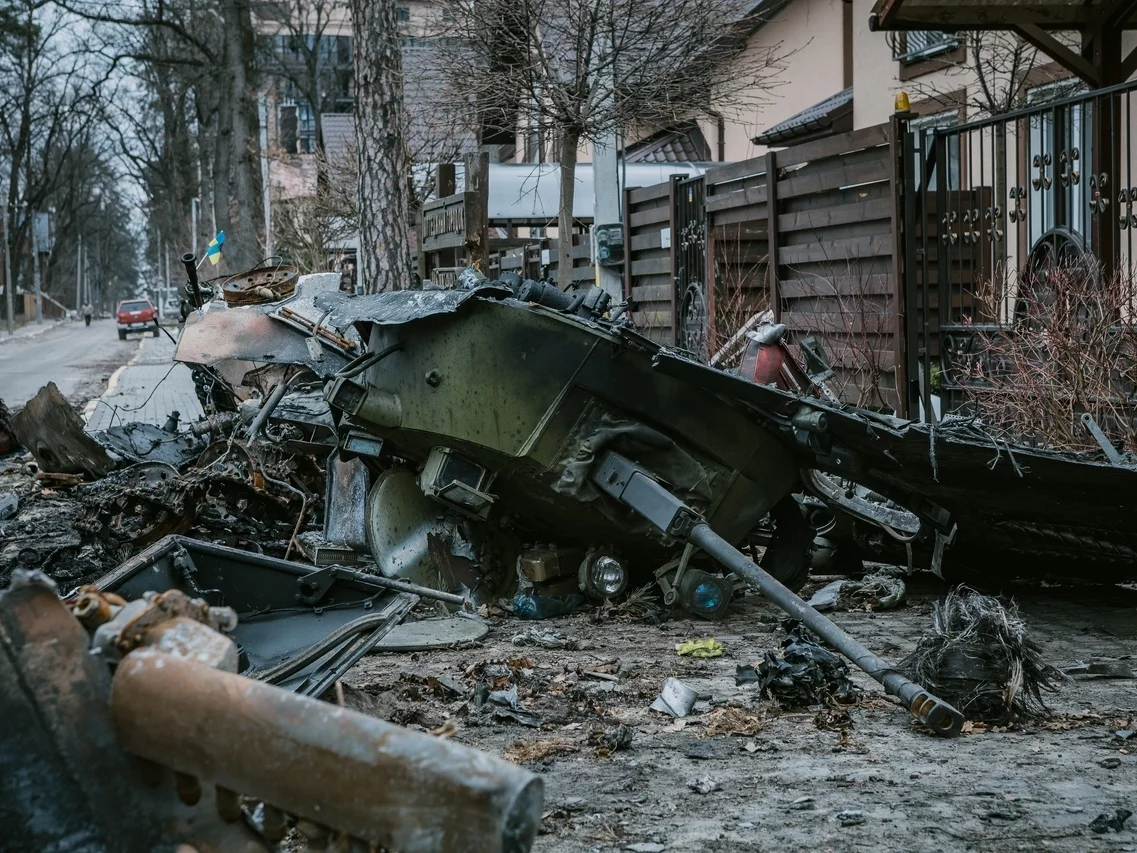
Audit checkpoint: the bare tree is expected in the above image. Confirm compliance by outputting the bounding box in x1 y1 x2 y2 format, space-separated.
62 0 266 270
350 0 411 293
436 0 789 287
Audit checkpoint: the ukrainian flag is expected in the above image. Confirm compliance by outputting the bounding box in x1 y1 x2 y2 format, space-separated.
205 231 226 266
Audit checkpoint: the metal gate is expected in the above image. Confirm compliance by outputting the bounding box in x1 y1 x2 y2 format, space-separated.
673 174 708 355
901 79 1137 421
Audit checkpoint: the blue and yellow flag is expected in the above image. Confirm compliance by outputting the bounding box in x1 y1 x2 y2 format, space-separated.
205 231 226 266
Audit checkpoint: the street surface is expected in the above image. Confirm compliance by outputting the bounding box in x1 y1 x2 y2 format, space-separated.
84 331 203 431
0 319 138 407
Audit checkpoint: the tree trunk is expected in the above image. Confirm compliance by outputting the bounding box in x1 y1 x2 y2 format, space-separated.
221 0 262 271
557 129 580 289
351 0 411 293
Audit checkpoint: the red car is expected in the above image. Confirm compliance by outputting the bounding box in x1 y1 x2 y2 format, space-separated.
115 298 160 340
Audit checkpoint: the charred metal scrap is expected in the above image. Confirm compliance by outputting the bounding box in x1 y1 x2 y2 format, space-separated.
0 569 542 852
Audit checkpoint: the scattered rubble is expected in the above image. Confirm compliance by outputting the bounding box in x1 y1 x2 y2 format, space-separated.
0 569 542 852
3 260 1137 849
747 622 859 708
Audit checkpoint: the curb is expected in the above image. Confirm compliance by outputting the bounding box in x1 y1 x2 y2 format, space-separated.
0 318 68 346
83 337 146 424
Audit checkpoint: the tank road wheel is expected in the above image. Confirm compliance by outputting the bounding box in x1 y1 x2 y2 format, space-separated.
756 495 813 593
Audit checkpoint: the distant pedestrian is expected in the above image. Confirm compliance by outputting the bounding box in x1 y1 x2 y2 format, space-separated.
82 303 93 327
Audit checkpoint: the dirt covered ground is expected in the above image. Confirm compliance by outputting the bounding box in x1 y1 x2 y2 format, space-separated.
349 576 1137 853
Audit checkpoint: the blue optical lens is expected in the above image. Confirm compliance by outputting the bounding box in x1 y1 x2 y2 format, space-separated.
692 581 722 612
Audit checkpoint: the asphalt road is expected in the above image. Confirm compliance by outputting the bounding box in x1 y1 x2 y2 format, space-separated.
0 319 140 408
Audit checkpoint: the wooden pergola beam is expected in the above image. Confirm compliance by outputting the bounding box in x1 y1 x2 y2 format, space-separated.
1012 23 1102 86
1121 44 1137 81
1084 0 1137 41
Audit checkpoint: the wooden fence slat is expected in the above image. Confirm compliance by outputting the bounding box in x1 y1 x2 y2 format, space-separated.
632 284 671 301
628 206 672 227
777 197 894 234
777 235 894 266
779 274 895 299
628 183 672 203
776 159 892 201
631 256 671 276
773 124 891 169
704 182 769 213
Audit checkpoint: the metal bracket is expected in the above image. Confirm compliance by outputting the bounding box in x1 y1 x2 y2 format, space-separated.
1080 413 1123 465
929 524 958 579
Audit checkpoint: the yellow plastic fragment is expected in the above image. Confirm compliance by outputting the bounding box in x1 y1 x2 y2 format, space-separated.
676 638 723 658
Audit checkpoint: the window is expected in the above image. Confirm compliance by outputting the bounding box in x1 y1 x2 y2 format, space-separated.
1026 81 1090 247
279 100 317 154
396 6 410 22
894 30 958 63
910 110 960 191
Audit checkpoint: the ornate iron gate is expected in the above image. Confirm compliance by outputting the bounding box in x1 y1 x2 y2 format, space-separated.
673 174 708 355
902 79 1137 420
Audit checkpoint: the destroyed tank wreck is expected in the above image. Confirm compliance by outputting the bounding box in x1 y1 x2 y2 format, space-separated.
174 261 1137 620
176 266 815 619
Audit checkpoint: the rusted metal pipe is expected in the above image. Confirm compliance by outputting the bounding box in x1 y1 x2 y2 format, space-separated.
112 648 543 853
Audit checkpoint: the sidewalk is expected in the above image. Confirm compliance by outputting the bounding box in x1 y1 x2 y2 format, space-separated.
84 330 204 431
0 317 69 346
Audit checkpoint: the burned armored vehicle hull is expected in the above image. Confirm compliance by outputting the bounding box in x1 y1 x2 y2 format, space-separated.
323 289 807 609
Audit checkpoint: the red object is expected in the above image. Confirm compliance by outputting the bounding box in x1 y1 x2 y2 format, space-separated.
115 299 156 325
740 338 789 389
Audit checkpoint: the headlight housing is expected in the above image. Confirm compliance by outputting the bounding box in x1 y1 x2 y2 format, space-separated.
578 551 627 599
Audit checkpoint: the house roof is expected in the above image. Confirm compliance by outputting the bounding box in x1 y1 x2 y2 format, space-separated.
869 0 1137 30
752 87 853 146
626 125 712 163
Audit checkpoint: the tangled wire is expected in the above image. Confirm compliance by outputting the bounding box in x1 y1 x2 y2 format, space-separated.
901 586 1063 723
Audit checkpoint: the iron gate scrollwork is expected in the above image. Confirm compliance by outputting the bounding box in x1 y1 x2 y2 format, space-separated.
674 175 708 356
901 78 1137 420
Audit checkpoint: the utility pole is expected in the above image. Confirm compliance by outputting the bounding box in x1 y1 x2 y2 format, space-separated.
31 211 42 324
76 233 82 311
591 30 623 304
259 92 273 261
162 243 170 320
3 203 12 334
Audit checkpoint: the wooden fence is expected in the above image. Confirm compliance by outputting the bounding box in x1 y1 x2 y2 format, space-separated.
621 122 905 413
417 121 908 414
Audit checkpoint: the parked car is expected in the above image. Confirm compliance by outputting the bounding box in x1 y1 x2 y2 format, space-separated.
115 298 160 340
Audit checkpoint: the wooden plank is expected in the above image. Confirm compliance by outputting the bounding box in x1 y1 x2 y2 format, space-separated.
708 204 769 229
631 256 671 277
766 150 780 321
779 274 895 299
710 223 768 241
630 231 665 251
777 158 892 201
632 284 671 301
421 232 469 253
774 124 891 169
704 182 768 213
628 206 672 228
781 310 896 336
628 183 671 204
777 234 894 266
704 159 768 186
777 197 894 234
